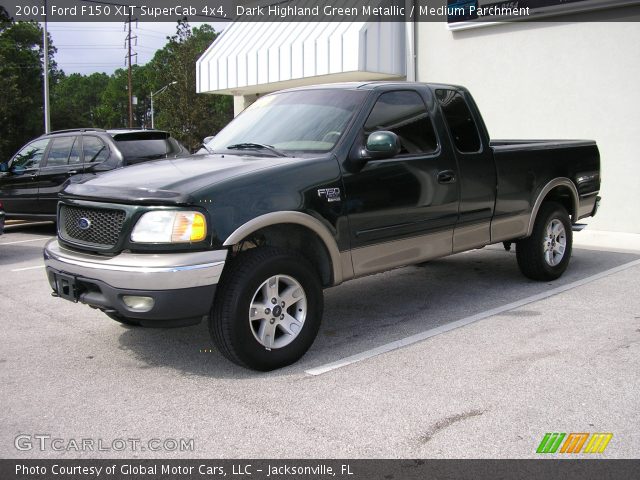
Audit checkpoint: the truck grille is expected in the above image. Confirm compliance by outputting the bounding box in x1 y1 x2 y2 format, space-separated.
59 205 126 248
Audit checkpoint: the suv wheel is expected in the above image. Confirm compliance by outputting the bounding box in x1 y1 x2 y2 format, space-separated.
516 201 573 281
210 247 323 371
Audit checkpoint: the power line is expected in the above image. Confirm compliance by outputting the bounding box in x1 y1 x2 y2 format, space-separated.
47 27 123 31
136 31 169 39
137 26 172 35
3 63 124 67
56 44 123 46
51 62 124 65
55 46 124 49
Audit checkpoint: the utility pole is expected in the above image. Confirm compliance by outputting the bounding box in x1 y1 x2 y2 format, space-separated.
124 13 137 128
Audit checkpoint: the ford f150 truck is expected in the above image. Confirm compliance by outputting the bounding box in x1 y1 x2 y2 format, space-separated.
43 82 601 370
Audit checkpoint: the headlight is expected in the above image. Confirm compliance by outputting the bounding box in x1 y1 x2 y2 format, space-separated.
131 211 207 243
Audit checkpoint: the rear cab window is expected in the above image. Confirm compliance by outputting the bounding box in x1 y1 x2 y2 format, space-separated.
435 89 482 153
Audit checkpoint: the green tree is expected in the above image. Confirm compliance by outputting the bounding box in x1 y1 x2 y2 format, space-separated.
150 20 232 150
92 64 154 129
0 12 58 161
51 72 110 130
93 67 131 128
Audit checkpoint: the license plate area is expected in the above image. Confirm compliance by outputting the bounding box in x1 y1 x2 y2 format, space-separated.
54 273 79 302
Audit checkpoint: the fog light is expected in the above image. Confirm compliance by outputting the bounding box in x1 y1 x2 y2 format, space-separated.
122 295 155 312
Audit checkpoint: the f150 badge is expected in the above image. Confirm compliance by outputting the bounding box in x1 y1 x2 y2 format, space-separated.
317 188 341 202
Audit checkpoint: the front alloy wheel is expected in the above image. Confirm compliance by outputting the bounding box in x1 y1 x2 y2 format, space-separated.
210 247 323 371
249 275 307 350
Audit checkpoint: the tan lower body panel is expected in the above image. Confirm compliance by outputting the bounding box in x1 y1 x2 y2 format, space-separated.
453 221 491 253
490 213 530 244
350 230 453 277
339 250 355 283
345 214 533 281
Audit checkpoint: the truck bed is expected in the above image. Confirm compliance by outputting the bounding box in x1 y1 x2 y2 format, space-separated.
490 139 600 240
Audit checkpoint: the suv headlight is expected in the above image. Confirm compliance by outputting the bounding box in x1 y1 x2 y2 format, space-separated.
131 211 207 243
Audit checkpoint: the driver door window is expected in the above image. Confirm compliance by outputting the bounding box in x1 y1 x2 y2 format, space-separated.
364 91 438 155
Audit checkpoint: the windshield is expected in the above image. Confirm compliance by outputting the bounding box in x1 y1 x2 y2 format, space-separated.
207 89 366 154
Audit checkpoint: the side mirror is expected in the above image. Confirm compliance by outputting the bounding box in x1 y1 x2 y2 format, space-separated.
0 163 7 173
203 136 215 144
365 131 401 160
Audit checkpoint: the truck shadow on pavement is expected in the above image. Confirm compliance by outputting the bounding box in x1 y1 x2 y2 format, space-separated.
115 245 640 378
2 221 55 235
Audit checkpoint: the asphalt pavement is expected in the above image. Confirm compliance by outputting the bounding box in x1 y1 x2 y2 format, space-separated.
1 222 638 458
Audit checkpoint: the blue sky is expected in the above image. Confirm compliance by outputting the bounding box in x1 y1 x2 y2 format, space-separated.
45 21 228 75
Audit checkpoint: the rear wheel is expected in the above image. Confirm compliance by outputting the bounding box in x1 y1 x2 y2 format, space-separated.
210 247 323 371
516 201 572 281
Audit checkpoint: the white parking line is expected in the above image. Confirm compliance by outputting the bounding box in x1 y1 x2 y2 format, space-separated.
0 237 51 245
305 258 640 376
11 265 45 272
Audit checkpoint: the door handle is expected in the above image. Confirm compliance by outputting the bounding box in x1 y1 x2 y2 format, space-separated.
437 170 456 184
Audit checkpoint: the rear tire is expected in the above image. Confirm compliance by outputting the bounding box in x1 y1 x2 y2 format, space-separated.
210 247 323 371
516 201 572 281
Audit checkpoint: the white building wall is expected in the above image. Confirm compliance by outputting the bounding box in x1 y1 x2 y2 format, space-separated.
416 20 640 233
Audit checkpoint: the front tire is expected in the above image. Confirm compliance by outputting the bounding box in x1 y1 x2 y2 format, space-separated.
516 201 572 281
210 247 323 371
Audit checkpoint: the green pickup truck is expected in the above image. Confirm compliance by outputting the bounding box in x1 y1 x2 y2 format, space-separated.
44 82 601 370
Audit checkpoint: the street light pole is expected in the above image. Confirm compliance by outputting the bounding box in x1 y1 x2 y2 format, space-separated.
42 0 50 133
150 81 176 129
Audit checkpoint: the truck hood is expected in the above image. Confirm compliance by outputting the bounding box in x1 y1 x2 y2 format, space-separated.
63 153 302 205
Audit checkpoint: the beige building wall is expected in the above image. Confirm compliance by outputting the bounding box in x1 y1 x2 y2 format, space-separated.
417 19 640 233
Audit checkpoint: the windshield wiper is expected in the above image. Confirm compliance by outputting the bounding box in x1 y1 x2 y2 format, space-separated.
226 143 288 157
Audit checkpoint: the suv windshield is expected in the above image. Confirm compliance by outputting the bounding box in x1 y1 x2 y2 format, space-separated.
208 89 366 154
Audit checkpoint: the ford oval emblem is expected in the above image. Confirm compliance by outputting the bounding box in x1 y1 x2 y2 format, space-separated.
77 217 92 230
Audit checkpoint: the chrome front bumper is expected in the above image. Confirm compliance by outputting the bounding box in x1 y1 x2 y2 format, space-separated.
43 239 226 291
43 240 227 324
